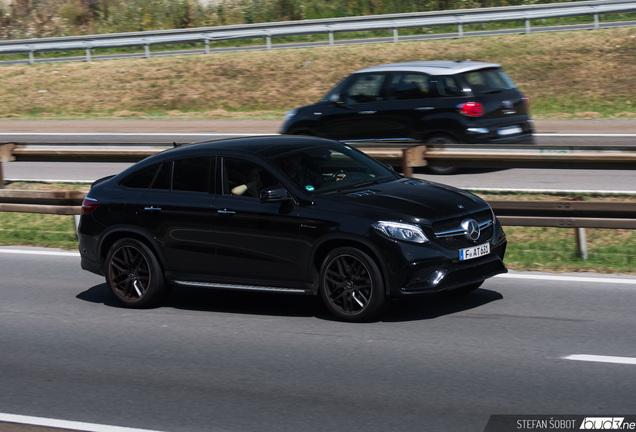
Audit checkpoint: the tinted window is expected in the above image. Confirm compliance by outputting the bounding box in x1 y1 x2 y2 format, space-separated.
120 164 159 189
462 68 516 95
222 158 279 199
431 76 464 97
343 73 386 104
269 143 397 194
173 157 211 193
387 73 431 100
151 162 172 190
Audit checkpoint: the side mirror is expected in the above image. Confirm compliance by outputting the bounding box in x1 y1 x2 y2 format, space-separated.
329 93 344 104
260 185 293 203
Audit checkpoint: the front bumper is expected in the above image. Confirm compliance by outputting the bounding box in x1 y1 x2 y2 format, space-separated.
375 221 508 296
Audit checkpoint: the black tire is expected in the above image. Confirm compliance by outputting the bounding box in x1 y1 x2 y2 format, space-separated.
105 238 166 308
319 247 385 322
424 134 460 175
445 280 484 297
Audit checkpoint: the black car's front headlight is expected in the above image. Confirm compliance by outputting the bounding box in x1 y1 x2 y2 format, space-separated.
372 221 429 243
283 109 298 122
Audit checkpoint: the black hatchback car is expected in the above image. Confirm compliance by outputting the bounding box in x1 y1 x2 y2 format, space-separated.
280 61 534 173
79 136 507 322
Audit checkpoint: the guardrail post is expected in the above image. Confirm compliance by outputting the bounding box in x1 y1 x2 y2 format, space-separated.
145 44 150 59
525 19 531 34
0 143 16 189
575 227 588 261
393 28 399 43
28 51 34 65
266 36 272 50
458 24 463 38
329 31 334 46
85 48 91 62
205 40 210 54
594 13 600 29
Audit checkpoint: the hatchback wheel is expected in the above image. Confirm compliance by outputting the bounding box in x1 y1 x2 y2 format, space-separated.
424 134 459 175
319 247 384 322
105 238 166 308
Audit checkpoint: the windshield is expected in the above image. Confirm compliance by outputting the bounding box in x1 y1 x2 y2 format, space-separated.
269 144 398 194
461 68 517 95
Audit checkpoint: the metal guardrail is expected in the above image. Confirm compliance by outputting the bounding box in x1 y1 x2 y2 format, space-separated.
0 190 634 230
3 141 636 171
2 0 636 64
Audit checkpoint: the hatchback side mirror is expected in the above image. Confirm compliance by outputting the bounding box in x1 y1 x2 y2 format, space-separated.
260 185 293 203
329 93 344 104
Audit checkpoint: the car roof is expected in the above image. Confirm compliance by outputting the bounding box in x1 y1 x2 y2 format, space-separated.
352 61 502 75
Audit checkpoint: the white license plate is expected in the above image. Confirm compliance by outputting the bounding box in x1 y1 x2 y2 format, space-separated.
498 126 522 136
459 243 491 261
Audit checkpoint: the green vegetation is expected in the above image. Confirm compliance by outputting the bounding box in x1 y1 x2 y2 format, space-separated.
0 0 615 40
0 27 635 119
1 183 634 273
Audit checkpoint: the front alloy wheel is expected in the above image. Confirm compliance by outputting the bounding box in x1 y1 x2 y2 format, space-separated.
105 238 166 308
319 247 384 322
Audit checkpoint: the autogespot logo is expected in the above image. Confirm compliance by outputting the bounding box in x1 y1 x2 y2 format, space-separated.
580 418 633 429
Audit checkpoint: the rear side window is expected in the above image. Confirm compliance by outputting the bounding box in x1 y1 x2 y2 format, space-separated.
431 76 464 97
462 68 516 95
120 164 159 189
387 73 431 101
173 157 212 193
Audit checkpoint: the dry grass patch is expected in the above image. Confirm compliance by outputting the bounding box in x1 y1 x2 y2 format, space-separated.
1 28 635 118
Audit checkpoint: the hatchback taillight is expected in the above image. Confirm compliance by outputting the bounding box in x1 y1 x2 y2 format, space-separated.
458 102 484 117
522 95 530 109
81 197 99 214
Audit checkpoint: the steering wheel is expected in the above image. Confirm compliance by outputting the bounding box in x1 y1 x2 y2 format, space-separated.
331 169 348 181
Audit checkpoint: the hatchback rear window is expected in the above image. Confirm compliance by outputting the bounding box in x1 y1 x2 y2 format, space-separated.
462 68 516 95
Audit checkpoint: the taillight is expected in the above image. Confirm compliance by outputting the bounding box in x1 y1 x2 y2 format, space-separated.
522 95 530 109
458 102 484 117
81 197 99 214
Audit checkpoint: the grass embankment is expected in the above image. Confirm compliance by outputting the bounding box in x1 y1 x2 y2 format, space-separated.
1 27 636 119
1 182 634 274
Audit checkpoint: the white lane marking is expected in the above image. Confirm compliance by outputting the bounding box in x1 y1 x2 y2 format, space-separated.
496 273 636 285
563 355 636 365
0 413 167 432
0 132 277 136
0 249 79 257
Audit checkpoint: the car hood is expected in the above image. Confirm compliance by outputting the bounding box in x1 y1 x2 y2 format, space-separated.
316 179 490 223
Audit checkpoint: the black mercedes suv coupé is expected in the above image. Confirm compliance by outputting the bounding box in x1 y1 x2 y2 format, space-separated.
79 136 507 322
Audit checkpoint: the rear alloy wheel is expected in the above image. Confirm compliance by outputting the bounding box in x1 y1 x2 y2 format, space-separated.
424 134 459 175
319 247 385 322
105 238 166 308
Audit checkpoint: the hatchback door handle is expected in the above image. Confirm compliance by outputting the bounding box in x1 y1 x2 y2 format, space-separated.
358 111 376 115
415 106 435 111
217 209 235 215
144 206 161 212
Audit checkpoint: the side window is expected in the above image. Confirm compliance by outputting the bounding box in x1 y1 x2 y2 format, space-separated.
173 157 212 193
343 73 386 104
150 162 172 190
387 73 431 101
222 158 279 199
432 76 464 97
120 164 159 189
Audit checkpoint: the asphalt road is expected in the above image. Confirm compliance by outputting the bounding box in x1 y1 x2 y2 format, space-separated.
1 247 635 432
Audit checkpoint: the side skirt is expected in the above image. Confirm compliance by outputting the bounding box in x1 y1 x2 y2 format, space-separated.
174 280 311 294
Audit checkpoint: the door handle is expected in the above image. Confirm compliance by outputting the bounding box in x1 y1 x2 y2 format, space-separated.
217 209 235 215
144 206 161 212
358 111 376 115
415 107 435 111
